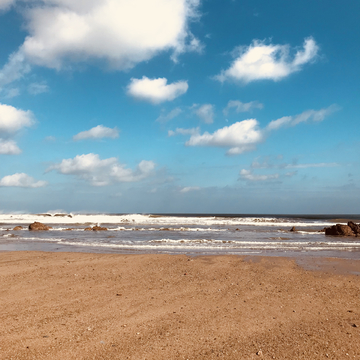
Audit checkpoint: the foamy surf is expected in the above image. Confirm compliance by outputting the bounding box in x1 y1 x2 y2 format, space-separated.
0 213 340 227
0 213 359 258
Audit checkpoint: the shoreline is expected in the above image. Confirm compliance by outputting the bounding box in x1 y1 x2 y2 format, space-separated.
1 239 360 262
1 251 359 359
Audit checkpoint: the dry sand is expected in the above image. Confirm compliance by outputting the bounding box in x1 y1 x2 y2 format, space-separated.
0 251 359 359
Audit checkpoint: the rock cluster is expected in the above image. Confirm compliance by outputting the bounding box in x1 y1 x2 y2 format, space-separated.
84 225 108 231
28 222 52 231
325 221 360 237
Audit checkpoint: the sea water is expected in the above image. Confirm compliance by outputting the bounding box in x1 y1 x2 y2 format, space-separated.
0 213 360 258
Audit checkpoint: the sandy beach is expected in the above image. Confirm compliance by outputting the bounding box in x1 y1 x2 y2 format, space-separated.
1 252 359 359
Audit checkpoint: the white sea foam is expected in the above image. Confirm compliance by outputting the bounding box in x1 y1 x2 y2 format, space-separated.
50 239 360 252
0 213 335 227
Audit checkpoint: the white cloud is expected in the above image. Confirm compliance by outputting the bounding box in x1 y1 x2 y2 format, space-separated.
127 77 188 104
223 100 263 116
240 169 279 182
267 105 339 131
0 173 47 188
194 104 214 124
168 127 199 137
28 82 49 95
0 50 31 88
170 105 337 156
216 37 318 83
251 156 339 170
185 119 263 155
48 153 155 186
73 125 119 141
4 88 20 99
0 103 35 135
6 0 200 72
45 135 56 142
285 162 339 169
180 186 200 193
0 139 21 154
0 0 16 12
156 107 182 123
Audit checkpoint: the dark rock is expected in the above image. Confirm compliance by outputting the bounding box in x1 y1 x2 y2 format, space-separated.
84 225 107 231
325 224 355 236
54 214 72 218
290 226 297 232
29 222 52 231
92 225 107 231
13 226 23 231
348 221 360 235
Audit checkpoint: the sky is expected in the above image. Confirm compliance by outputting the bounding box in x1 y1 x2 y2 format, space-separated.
0 0 359 214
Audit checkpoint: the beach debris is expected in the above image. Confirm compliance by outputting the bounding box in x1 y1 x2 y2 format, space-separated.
256 349 263 356
28 222 52 231
13 226 23 230
289 226 297 232
324 222 360 237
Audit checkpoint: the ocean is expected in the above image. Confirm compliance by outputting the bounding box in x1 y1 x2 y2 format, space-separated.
1 213 360 259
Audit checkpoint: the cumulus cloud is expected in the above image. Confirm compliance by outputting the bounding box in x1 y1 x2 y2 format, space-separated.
156 107 182 123
0 139 21 154
168 127 199 137
73 125 119 141
194 104 214 124
223 100 263 116
180 186 200 193
0 103 35 135
266 105 339 131
127 77 188 104
185 119 263 155
216 37 318 83
0 0 15 9
169 104 338 156
240 169 279 182
0 103 35 155
47 153 155 186
0 0 16 12
2 0 200 74
0 173 47 188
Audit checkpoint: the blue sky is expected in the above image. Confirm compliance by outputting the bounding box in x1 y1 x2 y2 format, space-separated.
0 0 359 214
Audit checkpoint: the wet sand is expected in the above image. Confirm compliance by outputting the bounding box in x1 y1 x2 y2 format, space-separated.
1 251 359 359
